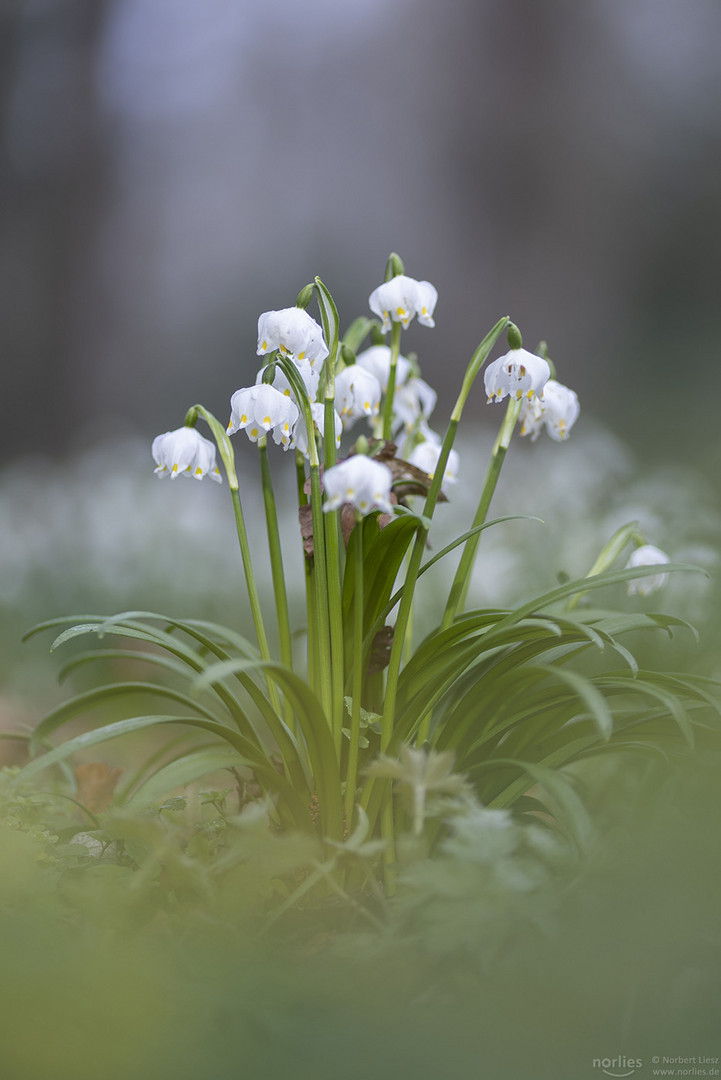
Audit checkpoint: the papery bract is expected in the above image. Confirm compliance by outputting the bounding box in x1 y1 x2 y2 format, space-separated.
292 402 342 458
356 345 412 391
323 455 394 516
484 348 550 404
625 544 671 596
228 384 299 448
520 379 580 442
368 275 438 333
256 307 329 367
335 365 382 424
152 426 222 482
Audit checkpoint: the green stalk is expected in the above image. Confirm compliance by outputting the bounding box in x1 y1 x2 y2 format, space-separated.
184 404 276 676
297 449 320 697
229 487 281 715
323 362 345 753
368 317 509 773
345 514 365 827
258 437 294 726
271 357 333 725
381 320 402 441
441 395 522 628
308 462 333 723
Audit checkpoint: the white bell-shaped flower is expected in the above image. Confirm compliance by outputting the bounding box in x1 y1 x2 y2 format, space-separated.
152 426 222 483
292 402 342 458
323 455 394 516
256 307 329 367
228 384 299 448
407 439 460 488
334 365 382 424
256 357 320 404
520 379 580 442
356 345 412 391
368 275 438 333
625 545 670 597
484 348 550 404
392 377 438 432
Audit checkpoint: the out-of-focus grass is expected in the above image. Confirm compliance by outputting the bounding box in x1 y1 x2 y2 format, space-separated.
1 751 719 1080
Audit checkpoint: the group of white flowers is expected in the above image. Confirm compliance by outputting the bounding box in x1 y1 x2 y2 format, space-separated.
151 268 671 592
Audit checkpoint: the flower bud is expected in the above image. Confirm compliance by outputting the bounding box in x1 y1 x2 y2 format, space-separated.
507 323 523 350
295 283 315 310
384 252 405 281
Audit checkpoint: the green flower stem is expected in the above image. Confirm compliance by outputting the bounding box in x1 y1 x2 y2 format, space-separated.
297 451 318 694
345 514 365 827
377 316 511 755
441 395 522 628
271 358 333 724
381 320 402 441
184 405 276 686
323 400 346 752
308 462 333 723
258 437 295 725
229 487 281 716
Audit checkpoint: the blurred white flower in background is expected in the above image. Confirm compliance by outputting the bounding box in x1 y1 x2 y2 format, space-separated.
356 345 412 391
625 544 671 597
520 380 580 442
322 455 394 515
334 365 382 425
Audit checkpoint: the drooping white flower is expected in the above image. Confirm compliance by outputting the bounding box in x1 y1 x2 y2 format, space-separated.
625 545 671 597
520 379 580 442
392 376 438 432
368 275 438 333
152 426 222 483
407 439 460 487
484 348 550 404
227 384 299 448
323 455 394 516
356 345 412 391
292 402 342 458
256 357 320 403
334 365 382 424
256 307 329 367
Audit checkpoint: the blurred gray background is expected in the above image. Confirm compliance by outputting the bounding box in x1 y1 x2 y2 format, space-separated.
2 0 720 469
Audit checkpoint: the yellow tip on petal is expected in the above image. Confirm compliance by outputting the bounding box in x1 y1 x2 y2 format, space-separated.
262 416 271 425
172 464 178 473
195 467 203 476
261 340 267 350
298 351 305 360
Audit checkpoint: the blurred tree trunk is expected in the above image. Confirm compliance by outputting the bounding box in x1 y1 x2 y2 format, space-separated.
0 0 113 459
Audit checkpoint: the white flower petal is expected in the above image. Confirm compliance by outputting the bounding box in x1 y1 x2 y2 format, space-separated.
625 544 670 597
484 348 550 404
322 456 394 516
151 427 221 484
